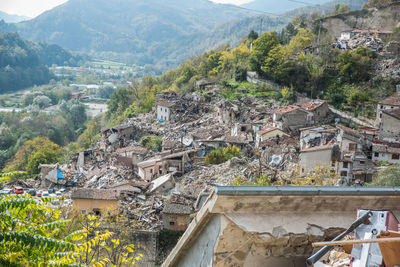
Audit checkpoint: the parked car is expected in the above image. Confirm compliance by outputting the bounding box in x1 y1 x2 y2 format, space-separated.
41 191 49 197
36 190 43 197
55 191 62 196
28 189 36 196
13 186 24 194
0 188 13 195
48 189 55 194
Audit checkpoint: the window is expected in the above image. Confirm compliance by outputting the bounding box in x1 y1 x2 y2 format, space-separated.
343 162 348 169
340 171 348 177
349 143 358 151
81 210 88 215
392 154 400 160
380 113 382 118
169 221 175 226
360 161 365 165
374 152 379 157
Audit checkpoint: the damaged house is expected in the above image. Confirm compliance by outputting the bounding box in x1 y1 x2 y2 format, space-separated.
157 100 175 122
376 91 400 126
379 108 400 142
299 125 336 150
114 145 149 166
338 151 376 184
300 100 331 124
299 143 340 174
255 126 288 147
137 150 198 181
162 203 193 231
372 139 400 164
216 100 247 125
71 188 119 215
273 106 312 133
101 123 144 151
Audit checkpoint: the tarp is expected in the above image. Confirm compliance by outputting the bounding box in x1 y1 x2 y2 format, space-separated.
57 169 64 179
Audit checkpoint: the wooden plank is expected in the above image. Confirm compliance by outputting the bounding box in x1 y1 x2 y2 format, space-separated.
378 231 400 267
312 237 400 247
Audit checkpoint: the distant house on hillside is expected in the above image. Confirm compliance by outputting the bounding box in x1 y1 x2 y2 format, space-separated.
157 100 175 122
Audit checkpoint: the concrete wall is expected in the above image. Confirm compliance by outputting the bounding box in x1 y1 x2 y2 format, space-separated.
72 199 118 213
300 149 333 173
177 214 221 267
380 112 400 142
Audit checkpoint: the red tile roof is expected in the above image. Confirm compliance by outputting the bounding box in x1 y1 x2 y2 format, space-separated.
256 126 280 135
300 141 335 152
301 100 327 111
274 106 301 114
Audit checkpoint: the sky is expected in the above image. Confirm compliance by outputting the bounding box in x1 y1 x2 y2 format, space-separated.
0 0 253 18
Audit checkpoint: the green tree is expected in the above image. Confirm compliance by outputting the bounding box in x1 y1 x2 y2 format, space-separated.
205 145 241 165
248 30 258 41
0 194 142 266
3 136 61 173
139 136 162 152
338 46 373 83
249 32 279 74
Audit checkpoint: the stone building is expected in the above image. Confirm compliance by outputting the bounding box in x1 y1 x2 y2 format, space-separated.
372 139 400 164
379 108 400 142
162 203 193 231
71 188 119 215
376 91 400 126
299 143 340 174
157 100 175 122
300 100 331 124
273 106 311 132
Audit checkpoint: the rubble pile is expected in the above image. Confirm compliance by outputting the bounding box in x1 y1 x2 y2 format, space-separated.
346 34 385 51
374 57 400 79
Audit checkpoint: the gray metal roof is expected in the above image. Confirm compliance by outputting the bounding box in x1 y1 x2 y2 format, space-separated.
215 186 400 196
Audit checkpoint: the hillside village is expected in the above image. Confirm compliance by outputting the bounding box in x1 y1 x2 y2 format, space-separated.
21 69 399 264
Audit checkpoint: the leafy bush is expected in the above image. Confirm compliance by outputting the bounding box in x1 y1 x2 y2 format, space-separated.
0 194 142 266
205 145 241 165
140 136 162 152
368 164 400 186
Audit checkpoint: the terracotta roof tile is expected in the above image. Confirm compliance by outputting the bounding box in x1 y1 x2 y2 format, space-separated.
300 100 327 111
71 189 119 200
162 203 192 215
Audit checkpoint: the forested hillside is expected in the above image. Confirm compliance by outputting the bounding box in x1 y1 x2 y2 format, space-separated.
0 32 83 93
5 0 255 67
0 32 52 92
